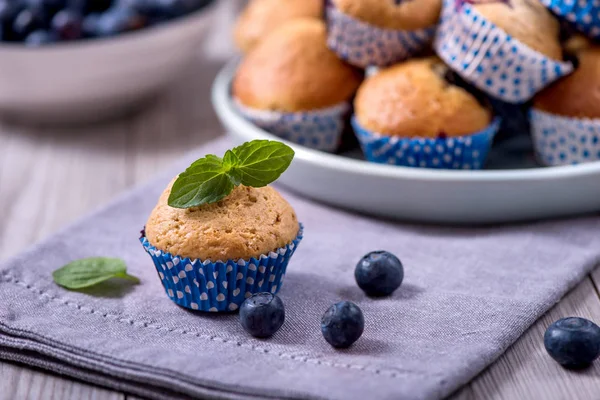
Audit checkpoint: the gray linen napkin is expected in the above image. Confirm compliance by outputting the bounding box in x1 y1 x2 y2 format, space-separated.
1 136 600 400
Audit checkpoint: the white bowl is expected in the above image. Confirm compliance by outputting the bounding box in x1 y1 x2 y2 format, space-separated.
212 59 600 225
0 4 216 124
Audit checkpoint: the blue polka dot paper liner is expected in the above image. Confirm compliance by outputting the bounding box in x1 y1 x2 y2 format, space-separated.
530 109 600 166
140 225 303 312
325 2 436 68
434 0 573 103
353 117 501 169
234 99 349 152
540 0 600 40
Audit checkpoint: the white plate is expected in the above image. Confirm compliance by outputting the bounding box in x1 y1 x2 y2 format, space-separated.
212 59 600 224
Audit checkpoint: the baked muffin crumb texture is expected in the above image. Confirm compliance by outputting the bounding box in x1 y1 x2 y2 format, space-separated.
145 181 299 261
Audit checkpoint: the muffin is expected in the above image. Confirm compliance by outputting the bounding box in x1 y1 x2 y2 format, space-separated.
539 0 600 42
434 0 573 103
141 181 303 312
531 45 600 166
233 19 363 152
325 0 441 68
234 0 323 53
352 57 499 169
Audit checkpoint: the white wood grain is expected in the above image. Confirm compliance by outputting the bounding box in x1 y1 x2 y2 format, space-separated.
453 274 600 400
0 362 124 400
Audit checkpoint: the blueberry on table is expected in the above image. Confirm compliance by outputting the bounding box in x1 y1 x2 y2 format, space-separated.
25 29 55 45
544 317 600 369
51 9 82 40
239 293 285 338
355 251 404 297
321 301 364 348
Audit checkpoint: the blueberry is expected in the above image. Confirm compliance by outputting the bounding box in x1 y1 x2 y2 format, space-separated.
355 251 404 297
321 301 364 348
12 8 44 39
95 7 145 37
544 317 600 369
25 29 55 45
51 9 82 40
129 0 203 19
82 13 99 37
0 0 21 24
239 293 285 338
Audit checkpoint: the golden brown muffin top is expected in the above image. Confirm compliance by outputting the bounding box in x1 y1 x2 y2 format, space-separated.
354 58 492 137
234 0 323 53
474 0 562 60
534 47 600 118
332 0 441 31
145 181 299 261
233 19 363 112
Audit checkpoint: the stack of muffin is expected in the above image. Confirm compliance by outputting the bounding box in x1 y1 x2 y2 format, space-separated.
232 0 600 169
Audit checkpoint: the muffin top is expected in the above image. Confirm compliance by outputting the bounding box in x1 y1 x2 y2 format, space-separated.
354 58 492 137
234 0 323 53
474 0 562 60
534 46 600 118
145 181 299 261
332 0 441 31
233 19 363 112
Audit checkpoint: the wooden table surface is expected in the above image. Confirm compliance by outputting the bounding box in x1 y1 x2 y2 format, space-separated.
2 8 600 400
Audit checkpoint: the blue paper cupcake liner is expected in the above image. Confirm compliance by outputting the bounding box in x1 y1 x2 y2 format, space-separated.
234 99 349 152
325 1 436 68
530 109 600 166
434 0 573 103
540 0 600 40
140 225 303 312
353 117 500 169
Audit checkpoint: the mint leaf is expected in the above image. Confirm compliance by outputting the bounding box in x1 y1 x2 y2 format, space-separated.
168 157 235 208
52 257 140 290
167 140 294 208
230 140 295 187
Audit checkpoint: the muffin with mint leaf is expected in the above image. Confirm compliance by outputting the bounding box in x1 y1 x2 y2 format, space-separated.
140 140 303 312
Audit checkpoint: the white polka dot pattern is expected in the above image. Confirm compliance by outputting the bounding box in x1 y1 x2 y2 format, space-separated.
234 99 349 153
530 109 600 166
434 0 573 103
325 4 436 68
353 117 500 169
140 225 303 312
539 0 600 40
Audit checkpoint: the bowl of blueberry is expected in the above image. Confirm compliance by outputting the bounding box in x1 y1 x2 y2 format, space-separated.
0 0 215 123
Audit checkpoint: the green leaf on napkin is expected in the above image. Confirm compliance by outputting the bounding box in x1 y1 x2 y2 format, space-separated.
52 257 140 290
168 140 294 208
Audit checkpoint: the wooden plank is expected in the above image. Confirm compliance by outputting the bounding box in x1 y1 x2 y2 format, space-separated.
0 361 124 400
461 274 600 400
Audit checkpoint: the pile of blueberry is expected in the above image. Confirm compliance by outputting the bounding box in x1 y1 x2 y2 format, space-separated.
0 0 213 46
239 250 405 348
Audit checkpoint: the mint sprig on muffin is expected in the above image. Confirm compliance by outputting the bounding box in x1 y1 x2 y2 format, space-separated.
142 139 302 312
168 140 294 209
